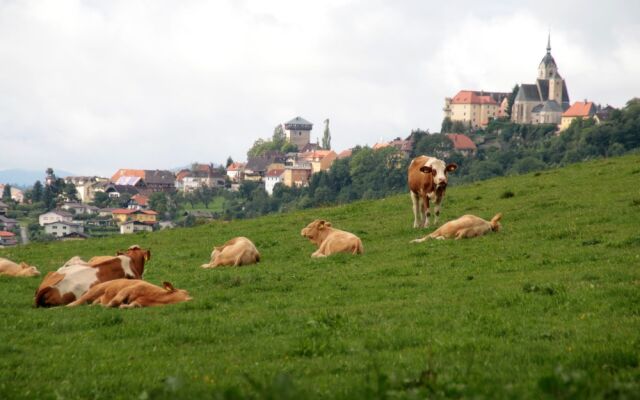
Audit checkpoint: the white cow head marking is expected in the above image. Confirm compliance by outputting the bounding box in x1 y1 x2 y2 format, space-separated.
420 159 457 189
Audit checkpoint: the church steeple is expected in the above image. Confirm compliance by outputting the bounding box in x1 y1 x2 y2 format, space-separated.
546 32 551 54
538 32 558 79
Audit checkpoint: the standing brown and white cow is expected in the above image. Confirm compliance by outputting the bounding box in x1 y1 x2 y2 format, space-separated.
408 155 457 228
34 245 150 307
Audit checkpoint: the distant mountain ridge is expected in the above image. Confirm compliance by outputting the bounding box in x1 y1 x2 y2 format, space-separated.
0 169 76 188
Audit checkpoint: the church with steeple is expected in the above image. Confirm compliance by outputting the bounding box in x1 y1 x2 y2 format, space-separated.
511 35 570 125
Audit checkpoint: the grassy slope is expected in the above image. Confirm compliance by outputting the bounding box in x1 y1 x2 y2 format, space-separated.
1 155 639 399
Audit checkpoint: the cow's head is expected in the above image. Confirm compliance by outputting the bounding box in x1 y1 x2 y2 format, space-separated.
420 159 457 189
117 245 151 277
490 213 503 232
162 281 192 303
301 219 332 246
19 262 40 277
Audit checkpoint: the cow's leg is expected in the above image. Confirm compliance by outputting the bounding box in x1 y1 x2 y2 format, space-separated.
422 194 430 228
433 195 443 226
411 191 421 228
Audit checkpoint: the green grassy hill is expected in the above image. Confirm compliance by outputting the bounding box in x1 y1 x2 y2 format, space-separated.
1 155 639 399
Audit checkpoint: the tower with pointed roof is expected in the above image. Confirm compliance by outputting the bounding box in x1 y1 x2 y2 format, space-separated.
511 34 570 125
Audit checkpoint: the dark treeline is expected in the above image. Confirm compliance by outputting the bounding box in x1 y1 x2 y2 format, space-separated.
224 98 640 219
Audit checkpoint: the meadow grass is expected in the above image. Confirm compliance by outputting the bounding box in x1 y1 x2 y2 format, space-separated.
1 155 639 399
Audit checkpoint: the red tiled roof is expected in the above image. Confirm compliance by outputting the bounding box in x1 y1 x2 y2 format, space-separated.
451 90 498 105
337 149 352 159
227 162 245 171
562 101 596 118
111 169 145 182
373 142 391 150
266 168 285 177
0 231 15 237
446 134 477 150
175 169 191 182
131 194 149 206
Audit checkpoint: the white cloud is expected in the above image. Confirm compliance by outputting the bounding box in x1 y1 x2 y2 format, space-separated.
0 1 638 177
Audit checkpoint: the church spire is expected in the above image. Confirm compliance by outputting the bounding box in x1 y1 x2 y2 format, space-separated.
546 31 551 54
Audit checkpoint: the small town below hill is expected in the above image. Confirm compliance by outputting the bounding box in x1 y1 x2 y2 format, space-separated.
1 37 639 247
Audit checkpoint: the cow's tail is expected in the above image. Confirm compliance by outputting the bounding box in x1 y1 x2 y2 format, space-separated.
490 213 503 231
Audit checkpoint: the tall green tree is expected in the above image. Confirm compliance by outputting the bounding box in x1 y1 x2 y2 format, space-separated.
505 84 519 119
322 119 331 150
32 181 44 203
2 184 12 202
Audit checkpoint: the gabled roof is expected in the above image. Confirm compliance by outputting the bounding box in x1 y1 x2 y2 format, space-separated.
563 101 596 118
532 100 563 113
42 210 73 218
266 168 285 177
131 194 149 206
144 170 175 185
227 162 245 171
115 176 143 186
111 169 145 182
0 215 17 223
0 231 15 237
451 90 498 105
446 134 477 151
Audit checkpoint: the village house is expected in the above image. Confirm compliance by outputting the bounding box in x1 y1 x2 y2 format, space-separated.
128 194 149 210
64 176 109 203
443 90 509 129
264 168 285 195
0 215 18 231
0 185 24 203
61 202 99 215
226 162 245 183
0 200 8 215
119 220 154 235
39 210 73 227
177 164 226 193
446 134 478 157
43 221 85 238
110 169 176 194
298 150 338 174
111 209 158 226
102 183 140 199
244 153 285 182
0 231 18 247
559 101 597 131
283 164 312 188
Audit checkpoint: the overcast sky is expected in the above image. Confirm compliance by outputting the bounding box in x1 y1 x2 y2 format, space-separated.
1 0 638 177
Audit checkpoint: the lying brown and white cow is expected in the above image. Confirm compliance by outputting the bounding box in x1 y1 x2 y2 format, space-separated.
34 245 150 307
411 213 502 242
0 257 41 277
67 279 191 308
408 155 457 228
301 219 364 258
201 236 260 268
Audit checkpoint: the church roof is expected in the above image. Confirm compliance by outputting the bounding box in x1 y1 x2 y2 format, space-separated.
515 84 541 102
284 116 313 127
451 90 498 105
532 100 563 114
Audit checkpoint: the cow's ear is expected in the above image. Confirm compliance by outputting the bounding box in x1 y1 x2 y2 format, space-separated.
446 163 458 172
325 222 332 228
116 250 124 256
163 282 176 292
318 220 326 229
420 166 433 174
20 262 29 269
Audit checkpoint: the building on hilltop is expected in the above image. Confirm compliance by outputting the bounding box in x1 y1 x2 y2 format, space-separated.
559 101 597 131
283 116 313 150
110 169 176 194
511 34 570 125
443 90 510 129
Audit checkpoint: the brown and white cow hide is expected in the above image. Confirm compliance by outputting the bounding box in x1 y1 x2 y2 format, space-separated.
408 155 457 228
411 213 502 242
300 219 364 258
201 236 260 268
68 279 192 308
